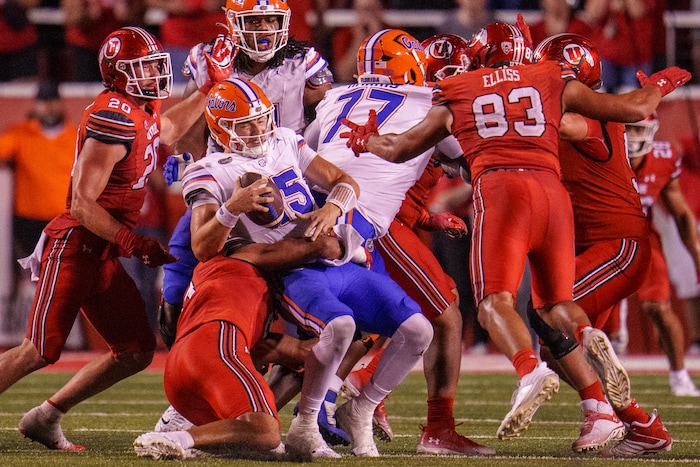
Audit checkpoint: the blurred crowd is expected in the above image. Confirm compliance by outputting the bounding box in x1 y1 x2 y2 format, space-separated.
2 1 700 86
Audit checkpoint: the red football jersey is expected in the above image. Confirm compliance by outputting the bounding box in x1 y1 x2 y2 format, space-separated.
45 90 162 235
433 60 574 182
176 256 272 346
559 118 648 246
633 140 681 213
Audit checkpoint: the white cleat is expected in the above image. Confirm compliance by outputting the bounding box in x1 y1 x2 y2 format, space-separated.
582 327 631 410
670 369 700 397
18 405 85 451
134 432 186 460
572 399 625 453
155 404 195 432
335 398 380 457
285 416 341 459
497 362 560 439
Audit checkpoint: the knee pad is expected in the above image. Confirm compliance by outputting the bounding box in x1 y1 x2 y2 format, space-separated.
526 305 578 360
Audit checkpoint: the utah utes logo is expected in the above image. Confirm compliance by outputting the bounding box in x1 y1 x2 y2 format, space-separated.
427 39 452 60
103 37 122 60
562 44 592 68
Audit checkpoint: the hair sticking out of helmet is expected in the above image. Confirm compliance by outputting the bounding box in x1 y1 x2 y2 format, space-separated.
421 33 470 82
533 33 602 90
466 22 533 69
225 0 290 63
356 29 428 86
99 26 172 100
205 78 276 158
626 113 660 158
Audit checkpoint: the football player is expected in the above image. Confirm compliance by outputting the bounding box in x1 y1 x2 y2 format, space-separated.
159 0 334 349
175 78 432 459
527 33 674 456
304 29 494 456
626 113 700 398
341 20 690 453
1 26 229 452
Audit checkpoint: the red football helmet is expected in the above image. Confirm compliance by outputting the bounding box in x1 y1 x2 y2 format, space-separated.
205 78 276 158
421 33 470 82
98 26 172 100
357 29 428 86
466 22 533 69
626 112 659 158
533 33 602 90
225 0 290 63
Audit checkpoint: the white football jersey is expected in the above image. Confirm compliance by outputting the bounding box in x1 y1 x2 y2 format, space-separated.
181 128 319 244
188 43 328 133
307 83 462 236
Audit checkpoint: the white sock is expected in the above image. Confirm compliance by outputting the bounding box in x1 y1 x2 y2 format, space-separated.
39 400 63 423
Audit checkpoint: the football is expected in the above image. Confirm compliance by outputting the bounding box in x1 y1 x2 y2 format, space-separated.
239 172 285 228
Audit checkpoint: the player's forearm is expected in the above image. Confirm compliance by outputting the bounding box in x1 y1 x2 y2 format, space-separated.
70 197 125 243
160 90 208 146
234 236 342 270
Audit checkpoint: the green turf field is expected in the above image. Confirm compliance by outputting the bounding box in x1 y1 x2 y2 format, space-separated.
0 370 698 465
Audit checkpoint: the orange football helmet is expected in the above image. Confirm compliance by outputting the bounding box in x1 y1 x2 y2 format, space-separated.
533 33 602 90
205 78 276 158
98 26 172 99
466 22 533 69
357 29 428 86
225 0 290 63
421 33 470 82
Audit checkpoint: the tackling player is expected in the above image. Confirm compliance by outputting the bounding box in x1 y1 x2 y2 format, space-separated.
0 26 229 451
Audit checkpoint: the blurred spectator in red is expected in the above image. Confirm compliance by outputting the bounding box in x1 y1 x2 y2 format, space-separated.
530 0 591 46
145 0 226 84
0 0 40 81
332 0 391 83
584 0 656 93
62 0 146 82
441 0 494 41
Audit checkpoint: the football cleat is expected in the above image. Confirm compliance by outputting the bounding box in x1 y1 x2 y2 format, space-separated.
342 367 394 441
572 399 625 453
582 327 631 410
497 362 559 439
155 404 194 432
285 416 340 459
335 399 380 457
417 424 496 455
669 369 700 397
372 400 394 442
18 405 85 451
134 432 186 460
600 410 672 457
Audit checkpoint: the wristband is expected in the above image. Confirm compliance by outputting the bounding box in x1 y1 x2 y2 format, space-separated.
326 182 357 215
215 205 239 228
